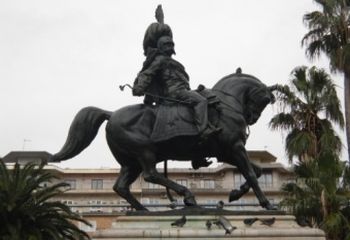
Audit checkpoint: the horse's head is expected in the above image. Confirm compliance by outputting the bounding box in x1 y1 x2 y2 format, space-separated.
244 84 275 125
213 72 276 125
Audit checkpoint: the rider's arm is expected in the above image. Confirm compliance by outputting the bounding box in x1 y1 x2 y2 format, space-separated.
132 56 165 96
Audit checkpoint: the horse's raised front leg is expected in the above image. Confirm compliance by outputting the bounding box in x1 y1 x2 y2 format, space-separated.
139 150 197 207
229 162 262 202
229 141 276 210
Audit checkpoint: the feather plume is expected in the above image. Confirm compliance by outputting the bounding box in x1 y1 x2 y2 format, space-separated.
155 5 164 24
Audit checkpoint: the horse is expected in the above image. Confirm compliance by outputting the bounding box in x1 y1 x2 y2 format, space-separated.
49 72 277 211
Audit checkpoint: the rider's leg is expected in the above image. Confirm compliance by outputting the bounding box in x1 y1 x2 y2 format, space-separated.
172 90 208 132
176 90 221 139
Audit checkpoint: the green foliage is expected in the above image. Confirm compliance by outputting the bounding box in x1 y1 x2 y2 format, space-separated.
0 161 91 240
302 0 350 72
270 66 343 163
271 65 350 239
302 0 350 166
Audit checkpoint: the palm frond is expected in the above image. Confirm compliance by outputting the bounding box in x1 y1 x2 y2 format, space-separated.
0 162 91 240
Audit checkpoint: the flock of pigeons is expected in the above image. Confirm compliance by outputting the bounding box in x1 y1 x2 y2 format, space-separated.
170 200 276 235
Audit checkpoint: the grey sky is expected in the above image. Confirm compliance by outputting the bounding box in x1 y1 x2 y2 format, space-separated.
0 0 346 168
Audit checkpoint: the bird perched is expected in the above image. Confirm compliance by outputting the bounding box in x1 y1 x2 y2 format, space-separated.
168 201 177 209
206 220 212 230
243 217 258 226
216 200 224 210
296 216 312 227
171 215 186 227
260 217 275 227
236 67 242 74
215 216 236 235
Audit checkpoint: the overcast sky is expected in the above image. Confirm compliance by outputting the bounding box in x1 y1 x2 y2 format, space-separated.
0 0 347 168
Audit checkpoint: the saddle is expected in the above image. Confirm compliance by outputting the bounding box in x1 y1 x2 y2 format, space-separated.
150 86 220 142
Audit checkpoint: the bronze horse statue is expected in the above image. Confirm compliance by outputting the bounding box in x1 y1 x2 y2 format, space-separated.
49 72 277 211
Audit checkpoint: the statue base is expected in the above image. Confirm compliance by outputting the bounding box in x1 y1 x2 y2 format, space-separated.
91 209 325 239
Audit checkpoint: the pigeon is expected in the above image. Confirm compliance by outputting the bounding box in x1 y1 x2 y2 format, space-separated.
243 217 258 226
215 216 236 235
216 200 224 210
236 67 242 74
171 215 186 227
206 220 212 230
260 217 275 227
296 216 312 227
168 201 177 209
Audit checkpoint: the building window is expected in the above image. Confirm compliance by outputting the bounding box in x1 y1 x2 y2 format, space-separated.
91 179 103 189
148 182 161 189
258 172 273 189
234 172 273 189
205 199 217 208
150 199 160 205
62 200 74 205
201 179 215 189
88 200 104 212
65 179 76 190
176 179 188 187
234 173 244 188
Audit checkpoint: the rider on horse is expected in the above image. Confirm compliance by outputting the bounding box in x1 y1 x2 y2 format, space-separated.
132 8 221 144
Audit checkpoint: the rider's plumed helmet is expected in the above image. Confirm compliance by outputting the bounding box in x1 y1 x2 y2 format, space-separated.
143 5 173 56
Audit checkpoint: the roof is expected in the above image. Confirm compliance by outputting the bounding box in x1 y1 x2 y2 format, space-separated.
2 151 52 163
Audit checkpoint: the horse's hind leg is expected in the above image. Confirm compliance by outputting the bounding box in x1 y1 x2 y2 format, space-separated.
140 150 197 207
114 165 146 211
229 162 262 202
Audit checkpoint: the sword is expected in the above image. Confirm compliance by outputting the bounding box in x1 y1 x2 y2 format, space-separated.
119 84 191 105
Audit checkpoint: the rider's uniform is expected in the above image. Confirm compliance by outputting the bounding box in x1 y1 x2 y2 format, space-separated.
133 53 208 133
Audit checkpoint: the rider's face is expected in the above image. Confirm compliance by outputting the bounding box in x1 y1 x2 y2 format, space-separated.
158 38 175 56
160 41 175 56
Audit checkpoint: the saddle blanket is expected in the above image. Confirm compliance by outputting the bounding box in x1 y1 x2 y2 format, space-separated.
150 104 199 142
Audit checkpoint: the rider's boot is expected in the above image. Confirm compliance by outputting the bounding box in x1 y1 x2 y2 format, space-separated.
191 158 212 170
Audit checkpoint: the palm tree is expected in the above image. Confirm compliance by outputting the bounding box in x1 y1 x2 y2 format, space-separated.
270 65 344 162
280 157 350 240
0 161 91 240
302 0 350 162
270 66 350 239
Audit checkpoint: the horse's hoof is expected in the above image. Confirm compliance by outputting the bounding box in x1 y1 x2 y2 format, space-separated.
229 189 242 202
184 196 197 206
262 202 277 211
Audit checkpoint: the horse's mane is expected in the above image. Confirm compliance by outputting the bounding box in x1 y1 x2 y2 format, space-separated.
212 73 265 96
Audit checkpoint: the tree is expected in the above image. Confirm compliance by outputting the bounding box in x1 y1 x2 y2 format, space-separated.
0 161 91 240
270 66 350 239
280 157 350 240
270 66 344 162
302 0 350 162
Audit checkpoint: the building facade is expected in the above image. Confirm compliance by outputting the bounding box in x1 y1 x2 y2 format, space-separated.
3 150 293 232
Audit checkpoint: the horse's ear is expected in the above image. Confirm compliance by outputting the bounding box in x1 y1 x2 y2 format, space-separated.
267 84 278 91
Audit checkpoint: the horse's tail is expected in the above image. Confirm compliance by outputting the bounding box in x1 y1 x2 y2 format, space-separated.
49 107 112 162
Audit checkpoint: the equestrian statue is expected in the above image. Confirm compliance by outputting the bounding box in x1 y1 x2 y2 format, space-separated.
49 5 279 211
